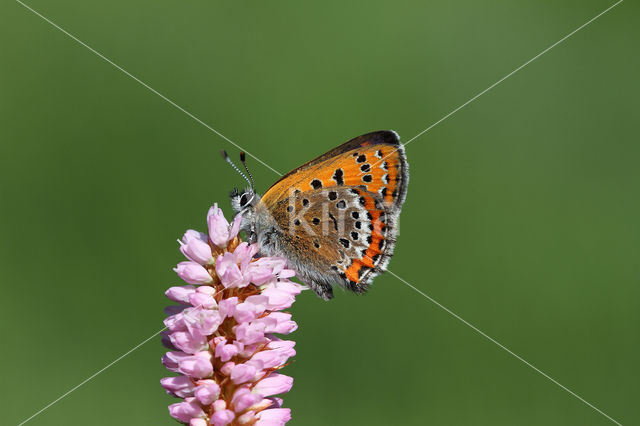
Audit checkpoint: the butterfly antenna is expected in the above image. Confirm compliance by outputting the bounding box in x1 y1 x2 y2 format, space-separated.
222 150 252 189
239 152 255 193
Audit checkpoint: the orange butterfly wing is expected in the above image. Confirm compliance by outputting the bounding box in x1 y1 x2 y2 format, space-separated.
260 130 408 210
257 130 408 297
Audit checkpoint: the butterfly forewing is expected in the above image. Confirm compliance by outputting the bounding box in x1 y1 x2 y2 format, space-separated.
261 131 408 212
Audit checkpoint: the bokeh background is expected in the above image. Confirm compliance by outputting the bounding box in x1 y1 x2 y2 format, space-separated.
1 0 638 424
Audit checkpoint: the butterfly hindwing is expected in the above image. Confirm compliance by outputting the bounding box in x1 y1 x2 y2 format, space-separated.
264 186 394 299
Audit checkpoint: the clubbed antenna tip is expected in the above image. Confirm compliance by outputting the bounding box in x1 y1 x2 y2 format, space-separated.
239 152 255 192
222 149 253 191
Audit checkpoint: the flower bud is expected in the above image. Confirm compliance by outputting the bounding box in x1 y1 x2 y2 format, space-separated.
174 261 213 285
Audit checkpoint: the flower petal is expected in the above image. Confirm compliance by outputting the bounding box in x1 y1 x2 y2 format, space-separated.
174 261 213 285
208 204 231 247
255 408 291 426
253 373 293 397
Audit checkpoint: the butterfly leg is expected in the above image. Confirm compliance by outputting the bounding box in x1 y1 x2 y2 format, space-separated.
310 281 333 301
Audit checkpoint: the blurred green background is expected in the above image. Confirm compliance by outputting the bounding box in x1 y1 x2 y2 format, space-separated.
1 0 638 424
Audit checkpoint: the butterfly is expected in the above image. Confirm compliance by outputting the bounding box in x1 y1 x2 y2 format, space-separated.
226 130 408 300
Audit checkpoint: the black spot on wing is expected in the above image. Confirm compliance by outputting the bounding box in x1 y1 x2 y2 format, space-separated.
333 169 344 185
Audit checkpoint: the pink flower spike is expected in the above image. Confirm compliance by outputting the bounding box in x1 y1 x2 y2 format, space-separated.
174 261 213 285
253 373 293 397
162 204 298 425
255 408 292 426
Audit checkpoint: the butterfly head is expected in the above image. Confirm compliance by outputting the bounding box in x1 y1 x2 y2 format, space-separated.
229 186 260 214
223 151 262 242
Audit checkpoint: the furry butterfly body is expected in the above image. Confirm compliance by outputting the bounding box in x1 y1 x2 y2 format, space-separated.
230 130 408 300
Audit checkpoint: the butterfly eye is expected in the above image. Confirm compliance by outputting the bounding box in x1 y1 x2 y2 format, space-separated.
239 193 249 207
